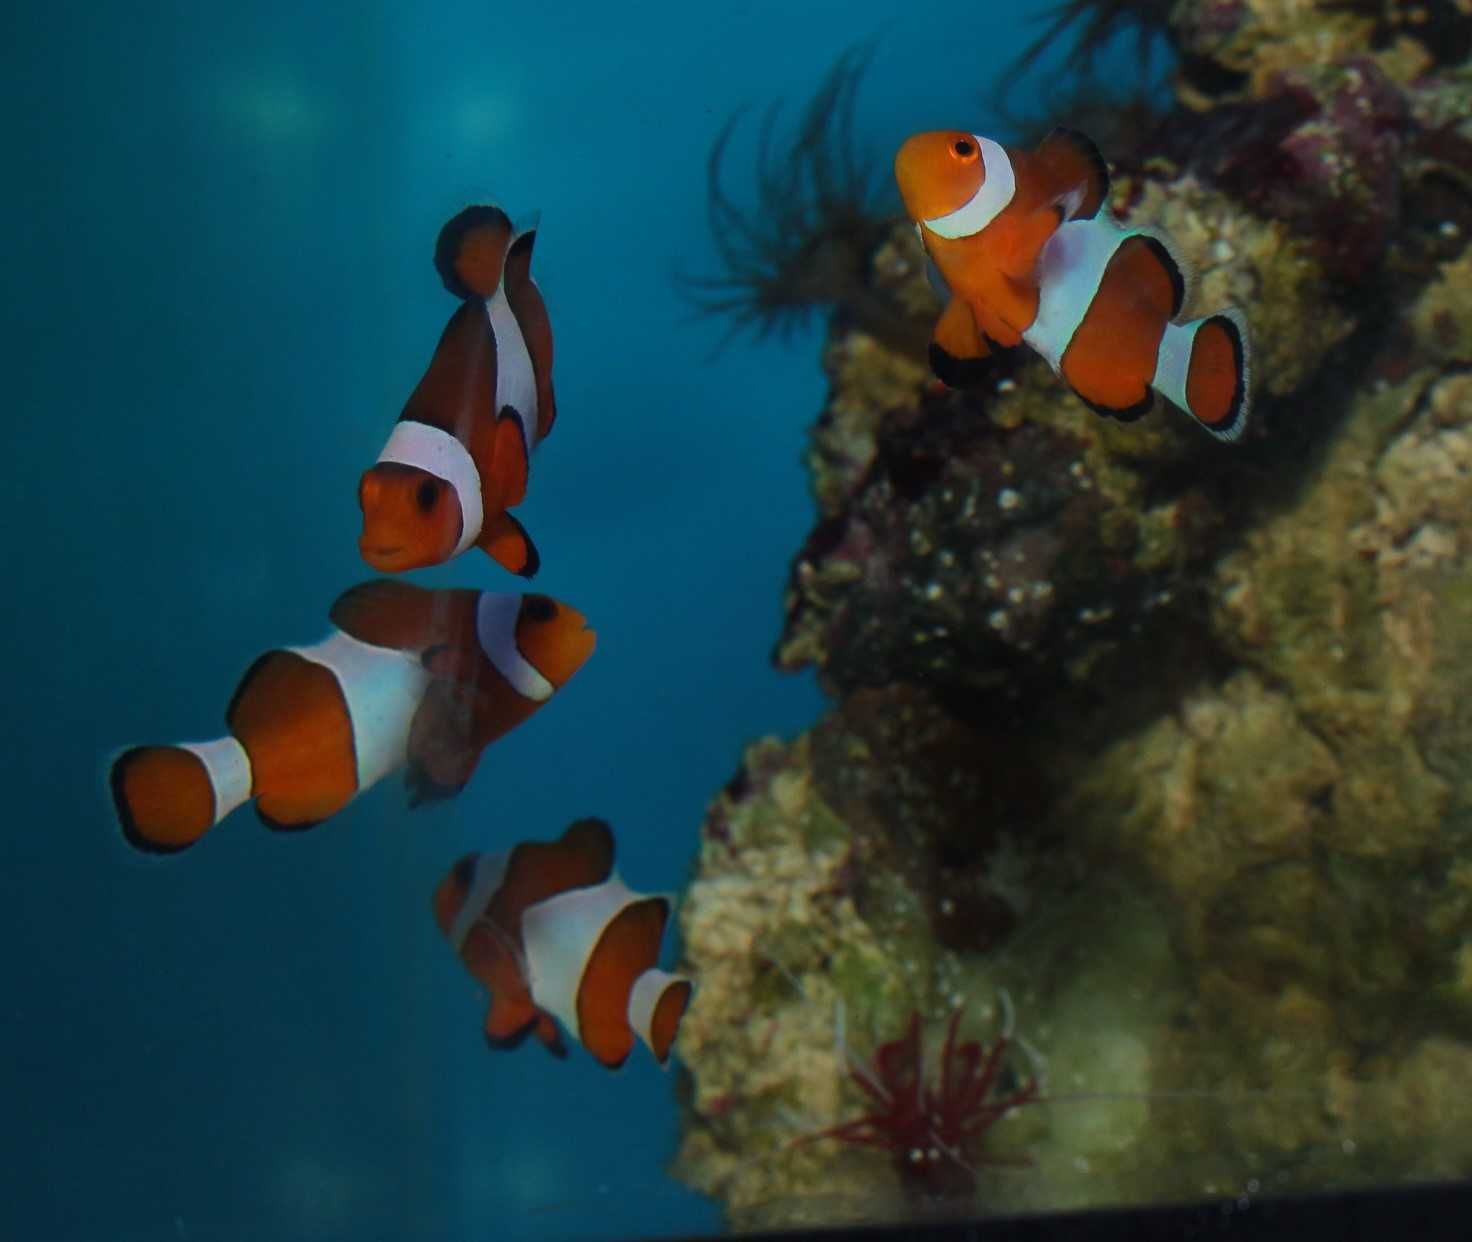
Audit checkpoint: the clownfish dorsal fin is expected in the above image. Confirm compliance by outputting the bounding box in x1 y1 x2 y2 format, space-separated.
485 407 531 511
405 675 495 805
435 204 515 300
502 216 539 292
329 579 473 653
490 818 618 935
478 510 540 578
502 217 557 444
1035 127 1110 221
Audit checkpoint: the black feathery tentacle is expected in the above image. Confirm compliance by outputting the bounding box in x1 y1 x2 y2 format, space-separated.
676 40 899 348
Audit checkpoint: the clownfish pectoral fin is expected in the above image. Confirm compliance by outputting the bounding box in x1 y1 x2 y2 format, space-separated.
923 253 952 302
1035 127 1110 221
533 1011 569 1059
421 643 478 685
435 205 515 300
483 991 541 1049
406 764 464 809
405 681 483 804
929 297 992 388
1154 310 1251 442
485 407 531 511
988 200 1068 282
477 510 540 578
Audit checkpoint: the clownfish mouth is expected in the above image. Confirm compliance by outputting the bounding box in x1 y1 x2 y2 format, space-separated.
359 540 409 570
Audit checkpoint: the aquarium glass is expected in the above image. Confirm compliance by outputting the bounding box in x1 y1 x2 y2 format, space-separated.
7 0 1472 1238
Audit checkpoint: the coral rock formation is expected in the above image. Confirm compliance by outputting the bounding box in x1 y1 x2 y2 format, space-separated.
675 5 1472 1231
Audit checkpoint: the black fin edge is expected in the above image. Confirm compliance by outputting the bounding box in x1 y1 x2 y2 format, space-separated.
1133 234 1186 319
1081 390 1154 422
255 807 325 833
929 342 993 389
484 1021 557 1056
110 747 193 855
405 762 468 809
224 651 281 737
651 978 696 1066
1195 313 1249 441
1047 126 1110 220
503 509 540 578
505 224 537 270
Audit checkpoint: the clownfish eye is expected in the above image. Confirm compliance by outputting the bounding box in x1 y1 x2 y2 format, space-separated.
952 138 975 159
522 594 556 623
416 479 439 512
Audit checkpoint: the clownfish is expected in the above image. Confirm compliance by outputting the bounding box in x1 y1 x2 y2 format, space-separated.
109 580 595 853
359 204 556 577
895 128 1250 441
433 818 693 1070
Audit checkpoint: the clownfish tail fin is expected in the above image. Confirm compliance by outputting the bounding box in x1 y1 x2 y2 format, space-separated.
1037 127 1111 221
435 205 515 300
627 968 694 1067
108 739 252 854
1155 308 1251 442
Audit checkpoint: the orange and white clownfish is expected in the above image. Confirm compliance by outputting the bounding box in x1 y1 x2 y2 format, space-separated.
894 128 1250 441
432 818 693 1070
109 580 594 854
358 204 556 577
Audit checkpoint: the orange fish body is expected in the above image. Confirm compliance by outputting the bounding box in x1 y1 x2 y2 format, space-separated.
110 581 595 853
358 206 556 577
433 819 693 1069
895 129 1250 440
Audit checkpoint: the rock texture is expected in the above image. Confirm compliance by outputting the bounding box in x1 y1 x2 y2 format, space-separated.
674 2 1472 1229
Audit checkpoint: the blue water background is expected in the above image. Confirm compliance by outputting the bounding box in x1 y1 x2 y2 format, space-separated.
2 4 1162 1239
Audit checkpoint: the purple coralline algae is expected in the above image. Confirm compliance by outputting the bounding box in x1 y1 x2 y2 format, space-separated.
674 3 1472 1231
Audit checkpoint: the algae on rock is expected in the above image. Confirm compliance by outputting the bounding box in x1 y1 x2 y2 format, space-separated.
676 3 1472 1230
